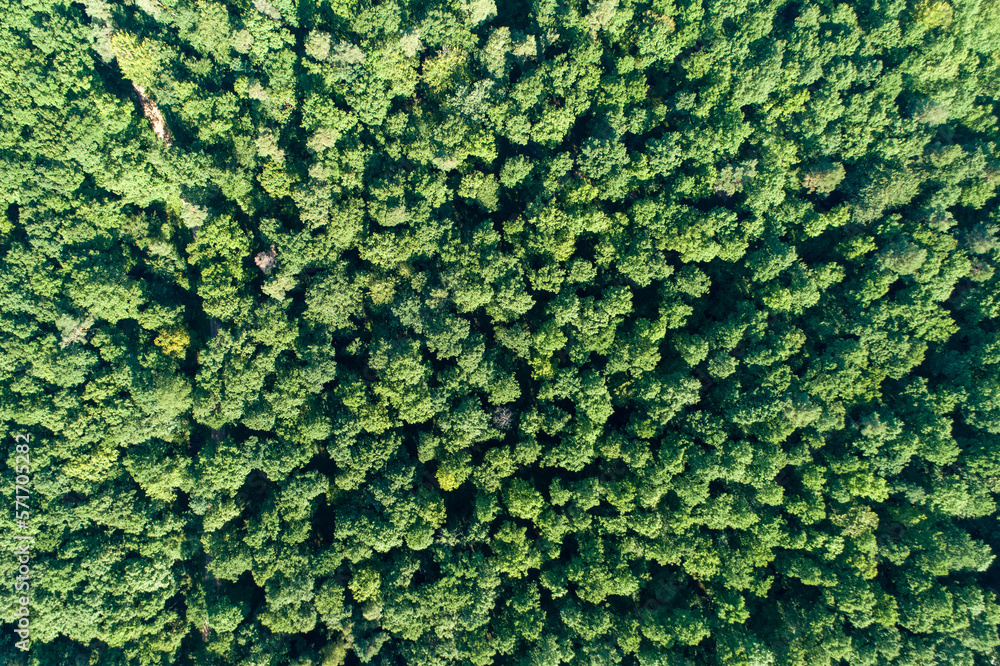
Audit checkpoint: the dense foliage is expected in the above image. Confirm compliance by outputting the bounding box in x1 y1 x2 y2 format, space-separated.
3 0 1000 663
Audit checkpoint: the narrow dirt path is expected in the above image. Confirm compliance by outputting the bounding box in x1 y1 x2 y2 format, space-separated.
132 83 173 146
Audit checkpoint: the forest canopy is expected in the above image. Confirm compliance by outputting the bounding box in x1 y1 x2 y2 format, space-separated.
2 0 1000 663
